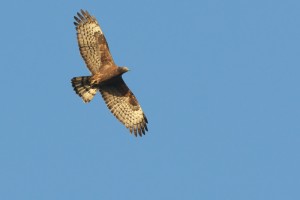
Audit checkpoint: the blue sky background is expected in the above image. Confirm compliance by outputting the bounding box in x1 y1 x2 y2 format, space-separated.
0 0 299 199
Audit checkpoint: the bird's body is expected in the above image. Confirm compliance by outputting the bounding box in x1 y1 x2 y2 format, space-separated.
71 10 148 136
90 66 128 85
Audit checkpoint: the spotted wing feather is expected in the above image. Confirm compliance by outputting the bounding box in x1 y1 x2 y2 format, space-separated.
74 10 114 74
99 77 148 136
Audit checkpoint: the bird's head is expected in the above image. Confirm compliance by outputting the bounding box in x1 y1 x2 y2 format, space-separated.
119 66 130 74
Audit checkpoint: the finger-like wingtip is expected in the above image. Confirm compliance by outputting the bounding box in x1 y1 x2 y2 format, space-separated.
137 124 142 137
144 115 148 123
77 12 84 20
134 126 138 136
74 16 81 23
81 9 87 17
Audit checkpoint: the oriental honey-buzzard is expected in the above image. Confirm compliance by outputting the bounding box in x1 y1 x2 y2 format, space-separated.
71 10 148 136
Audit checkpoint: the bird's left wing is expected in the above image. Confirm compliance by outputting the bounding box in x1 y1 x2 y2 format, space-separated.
74 10 115 74
99 77 148 136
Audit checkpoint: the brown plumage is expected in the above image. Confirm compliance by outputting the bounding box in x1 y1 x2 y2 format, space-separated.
71 10 148 136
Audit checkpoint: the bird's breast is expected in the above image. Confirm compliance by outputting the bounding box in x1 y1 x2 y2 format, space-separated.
90 71 120 86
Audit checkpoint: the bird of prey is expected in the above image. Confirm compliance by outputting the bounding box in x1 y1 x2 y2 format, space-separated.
71 10 148 136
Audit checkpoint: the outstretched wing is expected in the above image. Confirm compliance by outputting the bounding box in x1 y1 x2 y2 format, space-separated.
99 77 148 136
74 10 115 74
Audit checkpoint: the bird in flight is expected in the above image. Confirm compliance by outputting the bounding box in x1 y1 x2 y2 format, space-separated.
71 10 148 136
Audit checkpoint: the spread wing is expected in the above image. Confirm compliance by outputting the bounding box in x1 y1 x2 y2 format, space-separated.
99 77 148 136
74 10 115 74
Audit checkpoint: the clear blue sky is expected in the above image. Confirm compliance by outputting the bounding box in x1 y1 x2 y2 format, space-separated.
0 0 299 199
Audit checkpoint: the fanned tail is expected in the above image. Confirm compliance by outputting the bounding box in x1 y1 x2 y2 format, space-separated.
71 76 97 103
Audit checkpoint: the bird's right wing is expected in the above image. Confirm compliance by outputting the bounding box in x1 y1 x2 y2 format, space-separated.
74 10 115 74
99 77 148 136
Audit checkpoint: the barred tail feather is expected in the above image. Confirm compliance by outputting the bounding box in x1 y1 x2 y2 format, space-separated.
71 76 97 103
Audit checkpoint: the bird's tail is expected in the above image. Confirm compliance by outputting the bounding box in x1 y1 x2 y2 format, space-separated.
71 76 97 103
